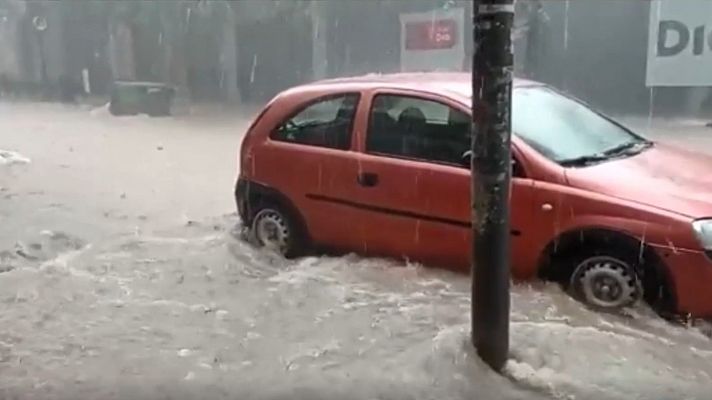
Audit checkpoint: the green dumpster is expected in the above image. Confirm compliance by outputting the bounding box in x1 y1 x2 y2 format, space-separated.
109 81 176 117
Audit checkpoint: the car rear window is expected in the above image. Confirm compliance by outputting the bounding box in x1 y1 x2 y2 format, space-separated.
271 93 360 150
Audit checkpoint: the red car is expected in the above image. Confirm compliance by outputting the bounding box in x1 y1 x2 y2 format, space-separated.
235 73 712 318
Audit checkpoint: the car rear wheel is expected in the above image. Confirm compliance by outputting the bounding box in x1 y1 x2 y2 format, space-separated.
569 253 643 311
249 202 305 258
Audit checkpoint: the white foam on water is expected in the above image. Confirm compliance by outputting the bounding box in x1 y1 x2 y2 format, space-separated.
88 103 111 117
507 318 712 400
0 149 31 165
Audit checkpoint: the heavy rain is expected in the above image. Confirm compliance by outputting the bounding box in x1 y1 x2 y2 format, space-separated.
2 1 712 399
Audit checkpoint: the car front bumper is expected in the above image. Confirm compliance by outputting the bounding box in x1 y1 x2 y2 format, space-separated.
657 246 712 317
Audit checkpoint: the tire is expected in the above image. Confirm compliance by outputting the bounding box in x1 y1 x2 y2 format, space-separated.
566 249 644 312
249 201 305 258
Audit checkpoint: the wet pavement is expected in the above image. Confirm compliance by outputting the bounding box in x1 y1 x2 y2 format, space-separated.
1 101 712 400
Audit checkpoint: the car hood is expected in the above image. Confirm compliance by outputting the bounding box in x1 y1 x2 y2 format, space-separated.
565 143 712 218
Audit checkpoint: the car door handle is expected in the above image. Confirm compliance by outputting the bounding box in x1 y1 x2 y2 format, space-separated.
357 172 379 187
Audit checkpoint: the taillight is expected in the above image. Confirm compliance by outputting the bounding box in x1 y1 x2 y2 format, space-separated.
239 138 251 175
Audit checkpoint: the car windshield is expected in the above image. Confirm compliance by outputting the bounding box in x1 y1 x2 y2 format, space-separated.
513 86 649 165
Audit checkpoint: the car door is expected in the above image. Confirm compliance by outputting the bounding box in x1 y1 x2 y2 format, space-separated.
251 92 367 250
341 90 430 262
414 145 539 277
349 90 536 274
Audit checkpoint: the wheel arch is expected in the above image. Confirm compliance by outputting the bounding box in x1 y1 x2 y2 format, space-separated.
537 227 678 315
235 179 311 243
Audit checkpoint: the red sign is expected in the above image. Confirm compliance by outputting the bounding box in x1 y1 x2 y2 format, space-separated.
404 19 458 50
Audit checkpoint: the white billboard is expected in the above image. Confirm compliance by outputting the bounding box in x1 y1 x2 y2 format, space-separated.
647 0 712 87
399 8 466 72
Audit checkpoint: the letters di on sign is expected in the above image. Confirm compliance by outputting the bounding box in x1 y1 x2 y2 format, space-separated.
657 20 712 57
646 0 712 87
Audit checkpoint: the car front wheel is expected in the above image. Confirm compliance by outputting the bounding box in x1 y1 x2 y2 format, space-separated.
569 254 643 311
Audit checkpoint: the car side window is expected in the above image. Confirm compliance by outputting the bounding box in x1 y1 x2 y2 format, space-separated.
366 94 470 166
272 93 359 150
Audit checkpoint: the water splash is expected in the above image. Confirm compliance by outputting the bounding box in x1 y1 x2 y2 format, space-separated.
0 150 31 165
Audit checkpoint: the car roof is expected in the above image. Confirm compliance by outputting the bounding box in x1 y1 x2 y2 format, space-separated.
287 72 542 102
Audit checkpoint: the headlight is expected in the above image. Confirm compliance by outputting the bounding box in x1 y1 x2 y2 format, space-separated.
692 219 712 250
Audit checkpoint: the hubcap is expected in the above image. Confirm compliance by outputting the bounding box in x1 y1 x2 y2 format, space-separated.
253 209 290 254
571 256 641 309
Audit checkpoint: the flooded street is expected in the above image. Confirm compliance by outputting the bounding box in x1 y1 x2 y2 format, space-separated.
2 101 712 400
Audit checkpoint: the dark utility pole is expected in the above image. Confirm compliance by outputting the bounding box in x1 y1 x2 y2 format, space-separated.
471 0 514 372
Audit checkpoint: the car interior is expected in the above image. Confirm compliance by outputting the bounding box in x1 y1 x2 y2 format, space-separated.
367 95 470 166
273 94 358 150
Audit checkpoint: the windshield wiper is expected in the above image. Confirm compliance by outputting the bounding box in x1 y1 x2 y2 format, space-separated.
559 153 612 167
559 140 653 167
602 140 653 157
